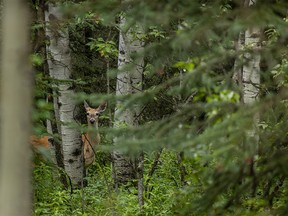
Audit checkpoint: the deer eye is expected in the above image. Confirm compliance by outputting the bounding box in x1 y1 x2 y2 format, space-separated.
96 113 100 116
86 113 89 116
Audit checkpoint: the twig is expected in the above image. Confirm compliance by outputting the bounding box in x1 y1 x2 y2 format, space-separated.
137 151 145 213
145 148 163 197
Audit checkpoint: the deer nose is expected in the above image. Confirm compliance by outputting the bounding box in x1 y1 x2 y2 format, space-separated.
90 118 95 124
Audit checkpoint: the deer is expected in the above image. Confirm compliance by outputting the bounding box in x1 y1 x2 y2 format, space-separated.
82 101 107 168
31 101 107 168
30 135 50 149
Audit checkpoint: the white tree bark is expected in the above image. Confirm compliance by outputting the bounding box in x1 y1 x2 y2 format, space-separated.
113 16 144 186
242 27 261 104
45 3 84 188
115 17 144 124
0 0 32 215
244 0 261 154
234 0 260 105
233 0 260 153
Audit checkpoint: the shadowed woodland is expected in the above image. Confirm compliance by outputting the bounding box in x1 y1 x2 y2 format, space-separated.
1 0 288 215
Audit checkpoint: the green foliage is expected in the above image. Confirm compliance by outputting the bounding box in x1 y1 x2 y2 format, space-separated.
87 37 118 58
173 60 195 72
32 0 288 215
33 162 68 215
33 150 185 215
147 26 166 40
31 53 44 67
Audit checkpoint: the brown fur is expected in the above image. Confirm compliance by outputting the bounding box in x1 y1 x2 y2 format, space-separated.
83 101 107 167
30 101 107 168
30 135 49 149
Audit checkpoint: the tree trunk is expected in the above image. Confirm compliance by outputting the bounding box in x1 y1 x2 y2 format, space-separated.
45 3 84 188
233 0 260 196
234 0 260 105
31 0 60 167
241 1 261 148
0 0 33 215
46 97 68 187
242 21 260 104
137 151 145 211
113 15 144 188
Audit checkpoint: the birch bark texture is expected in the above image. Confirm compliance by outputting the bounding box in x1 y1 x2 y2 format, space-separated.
0 0 33 215
233 0 261 152
242 0 260 105
45 3 84 187
234 0 261 105
113 16 144 187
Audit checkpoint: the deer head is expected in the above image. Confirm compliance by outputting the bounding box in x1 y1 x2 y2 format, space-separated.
84 100 107 126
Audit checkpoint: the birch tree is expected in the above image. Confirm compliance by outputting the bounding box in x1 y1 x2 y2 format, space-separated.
242 6 261 106
234 0 261 105
0 0 33 215
233 0 260 169
45 3 84 188
113 16 144 188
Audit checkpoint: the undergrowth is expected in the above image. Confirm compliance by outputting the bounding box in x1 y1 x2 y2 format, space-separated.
33 150 182 216
33 148 288 215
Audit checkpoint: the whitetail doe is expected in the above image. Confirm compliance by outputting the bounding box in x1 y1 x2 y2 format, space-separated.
82 101 107 168
31 101 107 168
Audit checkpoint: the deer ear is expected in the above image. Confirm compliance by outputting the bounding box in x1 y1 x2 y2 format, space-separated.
98 102 107 112
84 100 90 110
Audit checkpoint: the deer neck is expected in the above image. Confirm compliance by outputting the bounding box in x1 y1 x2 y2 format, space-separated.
87 121 100 146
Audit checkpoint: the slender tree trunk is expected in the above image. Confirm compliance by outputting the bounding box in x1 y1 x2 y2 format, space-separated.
137 151 145 211
31 0 60 167
0 0 33 215
47 96 68 187
45 3 84 188
233 0 260 122
244 0 260 197
113 16 144 188
242 0 261 150
234 0 260 105
242 28 260 104
233 0 260 197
